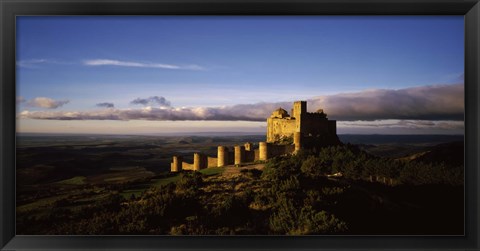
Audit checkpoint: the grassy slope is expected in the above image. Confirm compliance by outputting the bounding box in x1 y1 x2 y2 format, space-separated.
120 167 226 198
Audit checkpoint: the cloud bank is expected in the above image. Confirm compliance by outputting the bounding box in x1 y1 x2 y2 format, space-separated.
338 120 464 130
18 106 266 121
84 59 204 71
25 97 69 109
308 83 464 121
18 83 463 122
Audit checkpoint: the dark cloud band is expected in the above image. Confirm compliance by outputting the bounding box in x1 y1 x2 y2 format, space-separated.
18 83 463 122
308 83 464 121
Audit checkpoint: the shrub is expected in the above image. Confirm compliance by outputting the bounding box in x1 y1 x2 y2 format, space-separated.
176 172 203 196
269 199 347 234
212 194 251 228
296 206 347 234
301 155 331 179
262 156 302 181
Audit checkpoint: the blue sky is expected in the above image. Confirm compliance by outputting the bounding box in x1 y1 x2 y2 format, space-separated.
16 16 464 134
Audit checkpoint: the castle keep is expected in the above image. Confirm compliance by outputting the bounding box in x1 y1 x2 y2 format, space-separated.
171 101 339 172
267 101 337 143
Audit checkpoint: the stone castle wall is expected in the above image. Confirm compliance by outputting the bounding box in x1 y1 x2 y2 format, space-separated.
245 149 256 162
207 157 218 168
181 162 194 171
267 118 296 142
266 143 295 159
170 101 338 172
170 141 295 172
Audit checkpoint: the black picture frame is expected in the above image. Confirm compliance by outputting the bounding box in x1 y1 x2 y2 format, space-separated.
1 0 479 250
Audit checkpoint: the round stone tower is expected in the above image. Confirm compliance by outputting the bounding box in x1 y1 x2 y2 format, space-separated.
259 142 268 161
217 146 228 167
234 145 245 166
171 155 183 172
294 132 302 153
193 153 202 171
244 142 252 151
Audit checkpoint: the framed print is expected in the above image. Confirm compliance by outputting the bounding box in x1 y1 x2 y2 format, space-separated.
1 0 479 250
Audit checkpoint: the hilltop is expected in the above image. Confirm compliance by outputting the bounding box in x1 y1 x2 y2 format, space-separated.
17 141 463 235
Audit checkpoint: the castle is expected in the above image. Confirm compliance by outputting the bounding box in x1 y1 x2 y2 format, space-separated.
267 101 337 144
170 101 339 172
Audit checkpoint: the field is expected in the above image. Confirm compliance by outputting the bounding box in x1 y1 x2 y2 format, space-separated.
16 134 464 235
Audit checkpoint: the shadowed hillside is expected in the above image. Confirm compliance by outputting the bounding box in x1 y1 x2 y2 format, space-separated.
16 135 463 235
412 141 464 166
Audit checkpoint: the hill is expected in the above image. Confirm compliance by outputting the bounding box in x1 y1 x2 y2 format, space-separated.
17 143 463 235
412 141 464 166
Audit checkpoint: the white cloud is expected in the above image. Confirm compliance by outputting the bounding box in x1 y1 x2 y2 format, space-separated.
16 59 48 68
16 59 72 68
26 97 69 109
83 59 205 71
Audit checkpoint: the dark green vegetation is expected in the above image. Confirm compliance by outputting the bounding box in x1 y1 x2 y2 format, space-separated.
16 134 463 235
